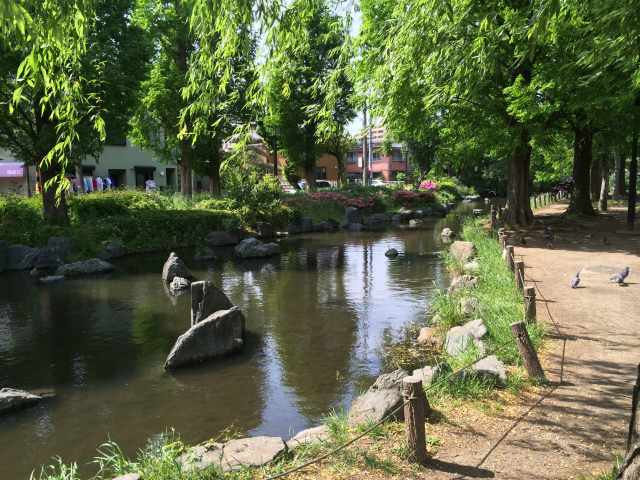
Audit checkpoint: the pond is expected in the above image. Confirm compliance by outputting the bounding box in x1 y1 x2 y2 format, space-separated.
0 203 478 479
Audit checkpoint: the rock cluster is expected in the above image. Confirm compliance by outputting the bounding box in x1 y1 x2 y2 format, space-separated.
0 388 42 415
444 319 487 356
348 369 408 425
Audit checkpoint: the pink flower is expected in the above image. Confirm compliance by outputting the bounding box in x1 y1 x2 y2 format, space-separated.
419 180 438 191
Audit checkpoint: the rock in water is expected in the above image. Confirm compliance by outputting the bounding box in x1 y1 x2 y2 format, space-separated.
191 281 234 325
450 241 476 263
0 388 42 415
55 258 114 277
348 369 408 425
6 244 40 271
385 248 399 258
162 252 194 282
98 239 125 260
344 206 362 226
31 248 63 277
165 307 246 369
205 231 240 247
234 237 280 259
169 276 191 295
287 426 330 449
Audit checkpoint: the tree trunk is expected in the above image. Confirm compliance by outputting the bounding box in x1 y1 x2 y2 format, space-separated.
304 161 316 192
590 154 601 202
504 128 534 225
614 149 626 199
180 141 192 197
599 159 609 212
336 152 345 188
628 129 638 229
209 157 221 196
568 124 596 215
75 164 86 193
39 160 70 225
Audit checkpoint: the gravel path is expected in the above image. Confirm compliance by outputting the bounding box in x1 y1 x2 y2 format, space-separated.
426 204 640 479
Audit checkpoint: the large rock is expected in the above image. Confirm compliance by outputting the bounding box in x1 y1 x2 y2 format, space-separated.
287 425 330 449
417 327 438 347
222 436 287 471
444 319 487 357
472 355 507 386
300 217 314 233
412 365 443 386
448 275 478 294
409 219 424 228
205 231 240 247
450 241 476 263
165 307 245 369
46 236 73 260
234 237 280 259
348 369 408 425
55 258 114 277
191 281 234 325
98 239 126 260
347 223 363 232
441 227 454 239
344 207 362 226
6 244 40 271
363 213 389 230
314 220 339 233
0 388 42 415
169 276 191 295
162 252 194 282
31 248 63 277
255 222 276 239
180 437 286 473
385 248 399 258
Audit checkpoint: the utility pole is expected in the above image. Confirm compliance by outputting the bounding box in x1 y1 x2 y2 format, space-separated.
368 117 373 184
362 104 368 186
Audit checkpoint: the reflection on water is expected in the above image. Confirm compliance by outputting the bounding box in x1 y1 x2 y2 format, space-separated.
0 204 478 479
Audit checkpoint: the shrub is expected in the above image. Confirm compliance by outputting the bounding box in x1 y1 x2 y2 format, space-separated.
0 195 64 245
69 191 167 222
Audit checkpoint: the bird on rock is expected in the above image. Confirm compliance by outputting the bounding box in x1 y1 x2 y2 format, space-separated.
610 267 630 285
570 271 581 289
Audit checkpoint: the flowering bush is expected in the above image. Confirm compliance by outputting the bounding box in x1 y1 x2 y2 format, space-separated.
419 180 438 191
307 191 376 209
393 190 436 208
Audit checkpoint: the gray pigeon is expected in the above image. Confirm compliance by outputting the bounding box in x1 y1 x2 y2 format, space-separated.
610 267 630 285
570 271 581 289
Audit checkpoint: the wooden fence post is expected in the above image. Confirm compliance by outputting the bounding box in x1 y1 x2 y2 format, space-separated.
533 196 537 209
524 286 537 323
506 245 515 272
511 321 546 382
490 205 497 230
515 261 525 291
403 377 427 464
617 364 640 480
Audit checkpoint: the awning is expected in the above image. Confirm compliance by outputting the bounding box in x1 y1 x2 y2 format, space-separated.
0 162 25 178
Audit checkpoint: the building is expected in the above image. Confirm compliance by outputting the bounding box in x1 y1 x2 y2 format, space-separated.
345 127 408 182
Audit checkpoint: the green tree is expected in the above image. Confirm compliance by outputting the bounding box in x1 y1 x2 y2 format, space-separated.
261 0 354 190
0 0 148 223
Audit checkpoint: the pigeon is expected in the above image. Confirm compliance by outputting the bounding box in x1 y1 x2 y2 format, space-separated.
610 267 630 285
570 271 581 289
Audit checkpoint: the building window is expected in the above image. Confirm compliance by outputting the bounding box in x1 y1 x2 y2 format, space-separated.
373 151 382 162
315 167 327 179
347 152 358 164
392 149 403 162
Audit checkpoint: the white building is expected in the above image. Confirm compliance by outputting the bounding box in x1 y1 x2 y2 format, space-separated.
0 142 178 195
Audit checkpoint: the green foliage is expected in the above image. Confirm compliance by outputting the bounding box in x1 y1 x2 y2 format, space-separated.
68 191 167 221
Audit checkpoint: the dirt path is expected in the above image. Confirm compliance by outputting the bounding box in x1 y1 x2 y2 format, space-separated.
424 204 640 480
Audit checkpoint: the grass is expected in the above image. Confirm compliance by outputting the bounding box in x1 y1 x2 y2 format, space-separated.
577 455 623 480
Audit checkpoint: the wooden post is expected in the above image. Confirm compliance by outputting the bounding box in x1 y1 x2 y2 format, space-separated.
533 196 538 209
403 377 427 464
524 286 537 323
515 260 525 291
506 245 515 271
511 321 546 382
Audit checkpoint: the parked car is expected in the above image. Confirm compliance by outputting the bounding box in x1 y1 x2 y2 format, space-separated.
315 180 332 189
371 178 385 187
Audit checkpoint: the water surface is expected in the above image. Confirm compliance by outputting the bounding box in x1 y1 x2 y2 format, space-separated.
0 205 476 479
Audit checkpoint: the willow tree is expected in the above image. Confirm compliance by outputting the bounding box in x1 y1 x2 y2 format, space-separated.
0 0 104 224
